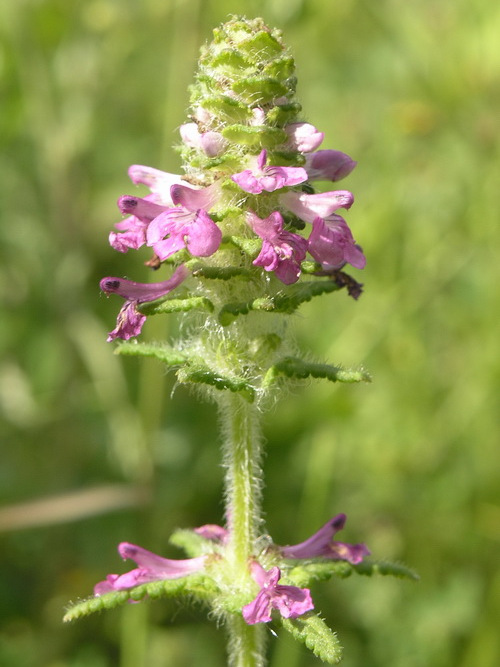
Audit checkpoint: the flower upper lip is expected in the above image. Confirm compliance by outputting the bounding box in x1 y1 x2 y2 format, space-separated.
281 513 370 563
94 541 207 596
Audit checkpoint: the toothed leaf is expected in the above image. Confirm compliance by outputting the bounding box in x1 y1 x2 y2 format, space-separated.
64 574 219 623
114 342 187 366
263 357 371 387
139 296 214 315
279 614 343 664
176 366 256 402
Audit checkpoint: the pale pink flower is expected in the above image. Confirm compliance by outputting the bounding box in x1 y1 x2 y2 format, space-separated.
284 122 324 153
280 189 354 224
180 123 227 157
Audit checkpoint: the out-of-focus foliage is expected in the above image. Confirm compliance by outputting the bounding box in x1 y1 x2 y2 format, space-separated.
1 0 498 665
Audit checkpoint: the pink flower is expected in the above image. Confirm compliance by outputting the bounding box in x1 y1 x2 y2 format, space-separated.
281 513 370 564
280 189 354 224
242 562 314 625
247 211 308 284
231 150 307 194
170 181 220 211
284 122 324 153
100 265 189 341
146 182 222 261
180 122 227 157
308 216 366 270
110 195 171 253
128 164 184 201
305 150 357 182
109 165 185 252
94 542 206 595
146 209 221 261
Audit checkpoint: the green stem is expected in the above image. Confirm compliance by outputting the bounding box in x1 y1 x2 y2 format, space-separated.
226 615 266 667
219 392 266 666
221 393 262 571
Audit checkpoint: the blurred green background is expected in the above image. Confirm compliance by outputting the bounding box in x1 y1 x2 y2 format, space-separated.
1 0 499 665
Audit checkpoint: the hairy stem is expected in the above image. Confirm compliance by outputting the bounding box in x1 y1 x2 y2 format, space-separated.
221 393 263 570
226 615 266 667
219 392 265 666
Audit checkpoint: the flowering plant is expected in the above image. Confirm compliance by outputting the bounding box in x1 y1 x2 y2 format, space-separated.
64 17 416 665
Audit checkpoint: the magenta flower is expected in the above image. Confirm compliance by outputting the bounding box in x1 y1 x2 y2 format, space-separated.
247 211 308 285
146 182 222 261
231 150 307 194
109 165 185 252
100 265 189 341
110 195 171 253
308 216 366 271
304 149 357 182
94 542 207 595
146 208 221 261
242 562 314 625
280 189 354 224
109 166 222 260
284 122 324 153
281 513 370 564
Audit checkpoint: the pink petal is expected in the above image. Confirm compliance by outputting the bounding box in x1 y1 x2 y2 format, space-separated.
100 265 189 302
308 216 366 270
185 210 223 257
109 229 146 252
284 122 324 152
281 190 354 224
106 302 146 342
127 165 183 203
117 195 168 222
305 150 357 182
170 182 219 212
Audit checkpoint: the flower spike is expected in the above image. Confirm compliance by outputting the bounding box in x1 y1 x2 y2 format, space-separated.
87 18 376 666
